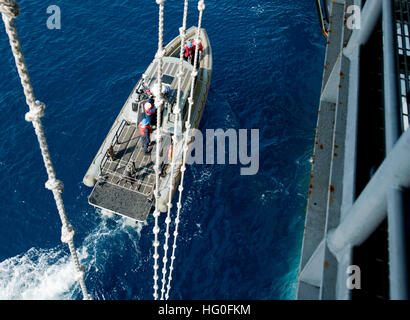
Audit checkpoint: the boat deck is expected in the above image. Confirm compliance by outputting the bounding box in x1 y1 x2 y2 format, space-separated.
84 27 212 220
88 120 155 221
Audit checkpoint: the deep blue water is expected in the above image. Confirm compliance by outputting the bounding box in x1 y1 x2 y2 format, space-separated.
0 0 325 299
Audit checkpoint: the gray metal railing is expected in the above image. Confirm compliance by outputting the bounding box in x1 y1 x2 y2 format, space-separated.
384 0 409 300
396 0 410 132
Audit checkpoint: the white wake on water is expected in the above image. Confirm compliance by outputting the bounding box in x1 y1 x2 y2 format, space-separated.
0 247 77 300
0 214 147 300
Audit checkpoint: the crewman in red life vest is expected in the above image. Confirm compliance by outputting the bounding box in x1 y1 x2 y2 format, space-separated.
192 39 204 56
138 118 152 154
144 100 157 124
183 40 193 62
191 39 204 67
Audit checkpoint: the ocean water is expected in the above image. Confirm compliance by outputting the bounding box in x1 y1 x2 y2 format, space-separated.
0 0 325 300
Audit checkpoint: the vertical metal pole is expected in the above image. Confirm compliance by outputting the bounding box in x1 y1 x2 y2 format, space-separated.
387 187 408 299
383 0 401 148
383 0 409 300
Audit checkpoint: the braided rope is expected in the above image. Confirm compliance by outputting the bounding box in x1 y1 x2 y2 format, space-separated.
159 0 189 301
152 0 166 301
0 0 19 18
0 2 91 300
165 0 206 300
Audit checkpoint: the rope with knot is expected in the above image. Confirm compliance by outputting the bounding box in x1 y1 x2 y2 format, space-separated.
152 0 166 301
0 0 19 19
164 0 206 300
159 0 189 301
0 1 91 300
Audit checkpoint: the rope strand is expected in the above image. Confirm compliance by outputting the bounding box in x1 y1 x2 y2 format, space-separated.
159 0 190 300
0 1 91 300
165 0 206 300
152 0 166 301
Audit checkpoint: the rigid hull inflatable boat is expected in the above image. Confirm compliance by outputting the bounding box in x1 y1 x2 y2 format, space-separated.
83 27 212 221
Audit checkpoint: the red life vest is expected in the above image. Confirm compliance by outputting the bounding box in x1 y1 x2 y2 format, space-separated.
144 102 156 116
138 123 152 136
184 44 193 58
193 42 203 55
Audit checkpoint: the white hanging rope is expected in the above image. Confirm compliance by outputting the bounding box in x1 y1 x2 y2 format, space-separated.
159 0 189 301
0 0 91 300
152 0 166 301
165 0 206 300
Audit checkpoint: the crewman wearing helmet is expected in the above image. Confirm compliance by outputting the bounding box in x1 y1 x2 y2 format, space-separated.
144 99 157 124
